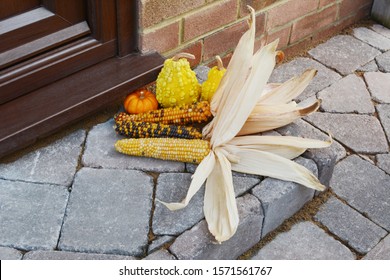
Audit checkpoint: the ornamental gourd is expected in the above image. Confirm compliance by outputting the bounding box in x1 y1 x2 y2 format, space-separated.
156 53 201 108
201 55 226 102
123 89 159 114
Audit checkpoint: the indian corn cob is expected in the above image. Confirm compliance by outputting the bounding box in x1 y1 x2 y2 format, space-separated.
115 138 211 164
114 120 203 139
114 101 212 126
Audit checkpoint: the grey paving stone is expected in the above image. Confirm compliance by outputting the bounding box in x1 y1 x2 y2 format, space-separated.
153 173 260 235
353 27 390 52
194 65 210 84
251 221 355 260
358 60 379 72
153 173 203 236
269 57 341 101
315 197 387 254
23 250 135 260
371 24 390 39
377 104 390 141
309 35 381 75
58 168 153 256
82 120 185 172
377 154 390 174
148 235 175 254
376 50 390 72
317 74 375 114
143 249 176 260
186 162 261 179
331 155 390 231
170 194 264 260
0 180 68 251
363 234 390 260
0 130 85 186
305 112 388 154
277 119 346 186
0 247 23 260
251 157 317 237
365 72 390 103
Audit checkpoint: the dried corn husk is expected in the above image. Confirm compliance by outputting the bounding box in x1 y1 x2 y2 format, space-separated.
160 6 332 243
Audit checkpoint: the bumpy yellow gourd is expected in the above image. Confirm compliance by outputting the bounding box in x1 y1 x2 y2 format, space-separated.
156 53 201 108
201 56 226 102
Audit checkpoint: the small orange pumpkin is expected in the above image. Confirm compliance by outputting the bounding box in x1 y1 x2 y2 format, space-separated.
123 89 159 114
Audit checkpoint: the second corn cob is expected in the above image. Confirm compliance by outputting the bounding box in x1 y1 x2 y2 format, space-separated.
115 138 211 164
115 120 203 139
115 101 212 126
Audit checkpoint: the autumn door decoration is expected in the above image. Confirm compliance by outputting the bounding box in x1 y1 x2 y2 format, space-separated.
115 6 331 243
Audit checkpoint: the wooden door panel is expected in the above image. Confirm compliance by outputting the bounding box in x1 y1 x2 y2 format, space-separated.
0 0 40 20
87 0 117 43
42 0 87 24
0 0 164 158
0 7 71 53
0 37 116 105
0 21 90 70
0 52 164 157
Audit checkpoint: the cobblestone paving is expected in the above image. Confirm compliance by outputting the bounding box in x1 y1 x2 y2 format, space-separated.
1 24 390 260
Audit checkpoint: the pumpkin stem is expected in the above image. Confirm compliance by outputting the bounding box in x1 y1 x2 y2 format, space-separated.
172 53 195 61
139 90 146 99
215 55 224 70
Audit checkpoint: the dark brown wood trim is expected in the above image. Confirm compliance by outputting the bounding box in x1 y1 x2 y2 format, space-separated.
0 21 91 69
0 0 39 20
0 7 71 53
87 0 117 43
0 38 116 105
116 0 139 56
0 7 53 33
0 52 164 159
42 0 87 24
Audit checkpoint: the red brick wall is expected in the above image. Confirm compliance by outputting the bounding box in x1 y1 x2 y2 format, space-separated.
138 0 374 66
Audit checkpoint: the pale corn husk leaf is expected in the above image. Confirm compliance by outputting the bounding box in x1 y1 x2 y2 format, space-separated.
158 152 215 211
203 7 256 139
262 83 282 95
258 69 317 104
251 102 298 114
225 134 332 159
239 100 320 134
208 7 256 116
204 149 239 243
210 40 278 147
227 146 326 191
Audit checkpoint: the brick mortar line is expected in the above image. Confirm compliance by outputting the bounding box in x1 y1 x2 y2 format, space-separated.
147 2 371 63
266 2 340 34
142 0 316 38
141 0 240 34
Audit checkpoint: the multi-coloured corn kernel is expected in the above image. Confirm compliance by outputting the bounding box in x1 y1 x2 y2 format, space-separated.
115 120 202 139
115 138 211 164
114 101 212 126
